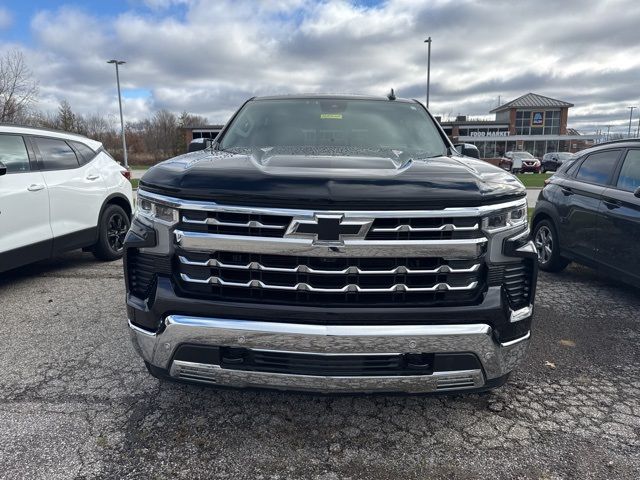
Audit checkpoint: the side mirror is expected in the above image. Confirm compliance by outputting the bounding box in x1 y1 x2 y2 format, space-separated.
0 162 6 176
188 138 215 153
634 186 640 198
463 146 480 159
454 144 480 159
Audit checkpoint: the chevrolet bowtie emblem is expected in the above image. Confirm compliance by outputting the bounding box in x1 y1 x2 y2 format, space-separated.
286 215 372 243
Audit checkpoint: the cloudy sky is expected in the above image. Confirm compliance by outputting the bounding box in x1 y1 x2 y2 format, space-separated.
1 0 639 134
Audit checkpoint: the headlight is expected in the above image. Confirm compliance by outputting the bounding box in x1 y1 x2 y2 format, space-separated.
136 197 179 225
482 204 527 233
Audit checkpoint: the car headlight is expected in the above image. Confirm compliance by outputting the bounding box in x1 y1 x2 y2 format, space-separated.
136 197 179 225
482 203 527 233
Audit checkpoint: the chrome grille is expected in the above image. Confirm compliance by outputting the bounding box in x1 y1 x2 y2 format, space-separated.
179 210 292 238
175 251 484 306
366 216 481 240
130 191 525 308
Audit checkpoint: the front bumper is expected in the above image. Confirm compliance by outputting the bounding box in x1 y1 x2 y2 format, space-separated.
130 315 531 394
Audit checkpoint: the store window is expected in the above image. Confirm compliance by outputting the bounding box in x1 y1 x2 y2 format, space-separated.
543 110 560 134
515 111 532 135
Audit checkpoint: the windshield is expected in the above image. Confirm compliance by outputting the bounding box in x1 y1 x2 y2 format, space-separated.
557 152 574 160
513 152 534 159
219 98 447 158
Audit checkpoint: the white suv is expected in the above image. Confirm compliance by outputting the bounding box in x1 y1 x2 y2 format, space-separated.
0 125 133 272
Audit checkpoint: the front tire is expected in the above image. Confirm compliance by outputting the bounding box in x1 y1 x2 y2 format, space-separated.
92 204 130 261
533 219 569 272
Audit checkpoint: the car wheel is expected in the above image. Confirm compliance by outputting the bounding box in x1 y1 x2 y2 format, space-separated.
533 219 569 272
92 204 130 261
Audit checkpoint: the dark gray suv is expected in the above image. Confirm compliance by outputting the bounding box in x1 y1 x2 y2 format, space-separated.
532 140 640 287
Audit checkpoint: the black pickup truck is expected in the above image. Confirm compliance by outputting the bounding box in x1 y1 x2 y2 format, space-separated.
125 94 537 394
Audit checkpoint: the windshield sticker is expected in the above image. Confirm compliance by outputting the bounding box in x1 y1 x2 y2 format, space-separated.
321 113 342 119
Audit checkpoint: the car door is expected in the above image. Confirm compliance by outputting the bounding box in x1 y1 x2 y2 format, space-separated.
555 149 622 263
31 136 107 251
0 133 52 265
598 148 640 284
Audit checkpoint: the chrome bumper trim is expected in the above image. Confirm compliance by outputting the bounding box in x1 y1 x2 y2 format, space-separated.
169 361 484 393
129 316 531 392
500 331 531 347
174 230 487 258
510 305 534 323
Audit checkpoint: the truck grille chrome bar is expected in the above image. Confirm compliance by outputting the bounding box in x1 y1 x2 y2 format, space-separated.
174 230 486 259
179 273 478 293
371 223 478 233
178 255 481 275
182 216 286 230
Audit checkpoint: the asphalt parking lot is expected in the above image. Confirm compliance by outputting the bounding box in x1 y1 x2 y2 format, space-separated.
1 253 639 479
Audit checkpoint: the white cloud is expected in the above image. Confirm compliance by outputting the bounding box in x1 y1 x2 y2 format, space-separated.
0 7 12 30
8 0 640 133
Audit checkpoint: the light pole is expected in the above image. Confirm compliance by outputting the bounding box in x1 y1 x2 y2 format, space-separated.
627 106 636 138
605 125 611 142
424 37 432 109
107 59 128 168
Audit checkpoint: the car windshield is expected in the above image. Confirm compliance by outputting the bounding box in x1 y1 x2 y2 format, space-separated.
218 98 448 159
513 152 534 159
557 152 574 160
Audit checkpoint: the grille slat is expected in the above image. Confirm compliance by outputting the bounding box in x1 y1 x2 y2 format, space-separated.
503 261 533 310
371 223 478 233
179 210 292 238
224 350 432 376
178 255 480 275
126 251 157 299
180 273 479 293
182 215 286 230
366 216 482 240
177 208 483 242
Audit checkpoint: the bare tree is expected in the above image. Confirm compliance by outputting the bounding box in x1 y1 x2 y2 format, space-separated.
141 109 178 157
84 113 116 142
0 50 39 123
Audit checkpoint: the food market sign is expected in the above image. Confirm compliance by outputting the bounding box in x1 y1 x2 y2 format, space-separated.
469 131 509 137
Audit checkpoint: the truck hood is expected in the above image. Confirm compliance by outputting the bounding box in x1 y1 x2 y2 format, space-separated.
140 149 526 209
